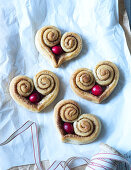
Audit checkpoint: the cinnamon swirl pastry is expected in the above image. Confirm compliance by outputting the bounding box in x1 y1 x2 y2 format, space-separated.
73 114 101 143
34 70 55 95
75 69 95 91
54 100 80 123
43 27 61 47
9 70 59 112
94 61 118 86
35 26 82 68
70 61 119 103
14 76 34 97
54 100 101 144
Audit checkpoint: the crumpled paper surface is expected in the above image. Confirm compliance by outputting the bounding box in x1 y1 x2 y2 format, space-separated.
0 0 131 169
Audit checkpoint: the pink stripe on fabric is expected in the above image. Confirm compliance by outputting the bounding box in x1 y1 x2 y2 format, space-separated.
0 121 43 170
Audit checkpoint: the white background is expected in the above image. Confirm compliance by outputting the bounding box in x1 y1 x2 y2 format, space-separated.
0 0 131 169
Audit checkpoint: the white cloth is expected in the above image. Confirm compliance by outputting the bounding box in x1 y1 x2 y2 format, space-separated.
0 0 131 169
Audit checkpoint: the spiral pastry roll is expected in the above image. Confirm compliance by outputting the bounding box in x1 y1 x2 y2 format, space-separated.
10 76 34 97
34 70 57 95
75 69 95 91
54 100 80 123
61 32 82 53
94 61 119 86
73 114 101 139
42 26 61 47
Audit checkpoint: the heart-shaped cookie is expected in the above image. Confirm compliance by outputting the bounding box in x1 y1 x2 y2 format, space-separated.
70 61 119 103
35 25 82 68
54 100 101 144
9 70 59 112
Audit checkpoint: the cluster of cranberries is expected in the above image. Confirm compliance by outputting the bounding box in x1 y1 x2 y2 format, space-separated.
52 45 63 55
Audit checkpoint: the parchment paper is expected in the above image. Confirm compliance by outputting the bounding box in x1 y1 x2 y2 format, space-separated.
0 0 131 169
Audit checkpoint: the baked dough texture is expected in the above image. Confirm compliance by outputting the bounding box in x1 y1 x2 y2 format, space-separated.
70 61 119 103
9 70 59 112
54 99 101 144
35 25 82 68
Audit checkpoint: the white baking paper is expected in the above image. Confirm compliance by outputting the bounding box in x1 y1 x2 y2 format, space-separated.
0 0 131 169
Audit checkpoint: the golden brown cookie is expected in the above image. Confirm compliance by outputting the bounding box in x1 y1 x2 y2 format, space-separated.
54 99 101 144
9 70 59 112
70 61 119 103
35 26 82 68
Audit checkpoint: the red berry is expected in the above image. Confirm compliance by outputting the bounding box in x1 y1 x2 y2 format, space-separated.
63 122 74 134
91 85 103 96
52 46 63 55
29 92 41 103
